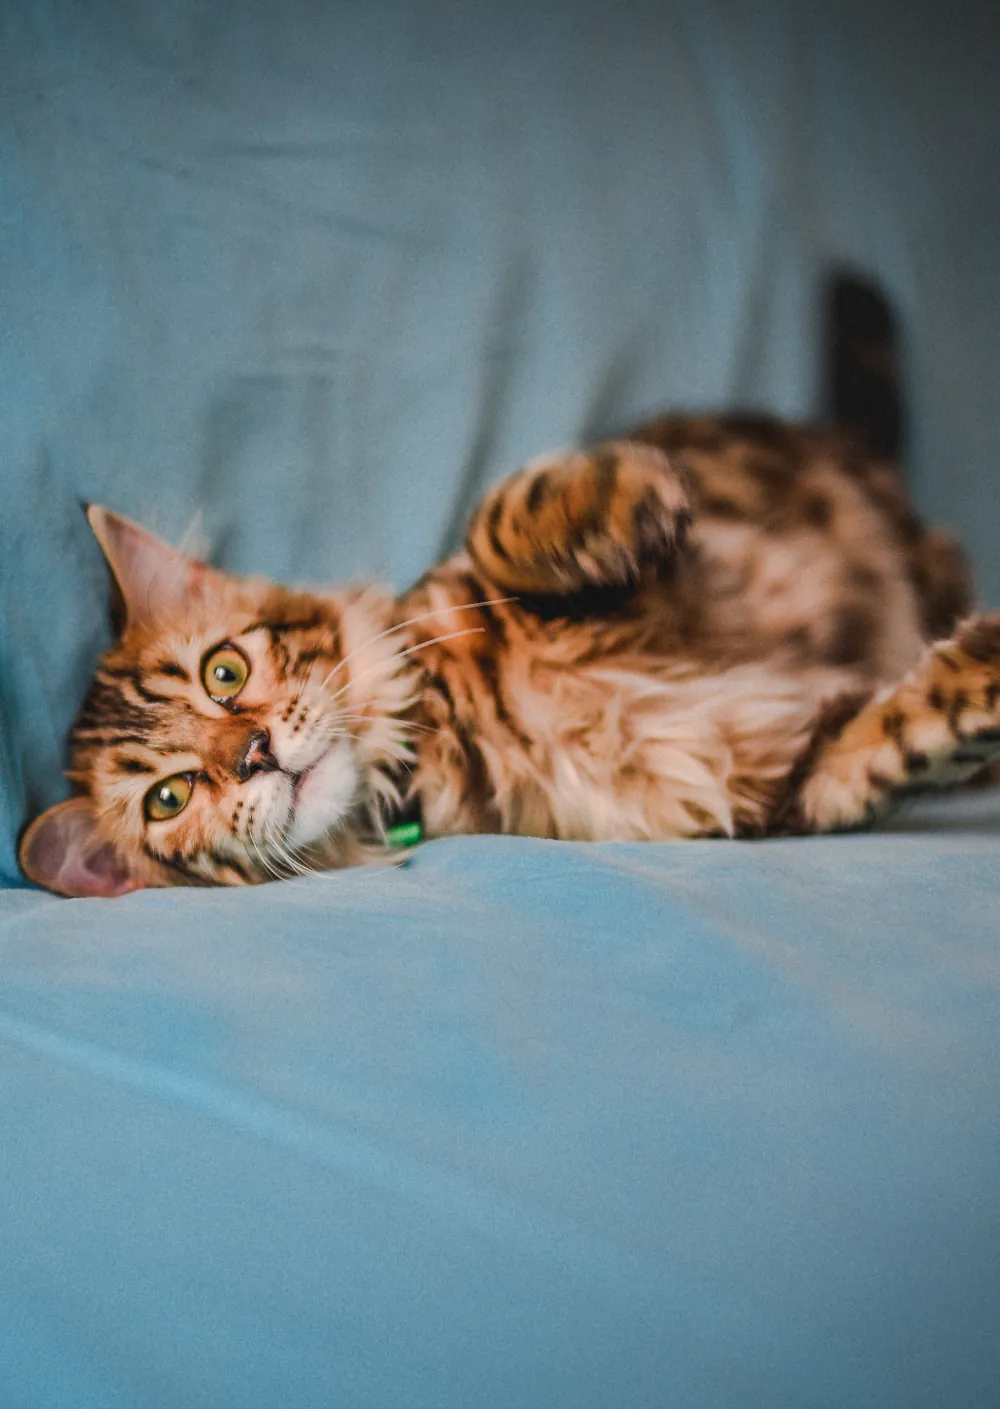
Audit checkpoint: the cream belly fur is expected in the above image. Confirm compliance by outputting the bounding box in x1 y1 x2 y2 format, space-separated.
404 563 860 842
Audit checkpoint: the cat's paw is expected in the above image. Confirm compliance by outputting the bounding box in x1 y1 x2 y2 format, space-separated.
600 440 694 579
467 440 692 596
773 611 1000 837
933 613 1000 746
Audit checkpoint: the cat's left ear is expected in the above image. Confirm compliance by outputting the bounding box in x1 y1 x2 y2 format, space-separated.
19 796 147 898
85 505 218 632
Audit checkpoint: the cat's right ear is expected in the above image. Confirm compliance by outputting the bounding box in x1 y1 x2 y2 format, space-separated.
18 797 146 898
85 505 217 631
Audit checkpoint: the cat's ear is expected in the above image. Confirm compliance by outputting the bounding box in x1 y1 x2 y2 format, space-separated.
18 796 146 898
85 505 216 631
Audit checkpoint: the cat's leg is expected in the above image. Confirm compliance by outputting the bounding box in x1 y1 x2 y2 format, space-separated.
466 440 692 595
772 614 1000 833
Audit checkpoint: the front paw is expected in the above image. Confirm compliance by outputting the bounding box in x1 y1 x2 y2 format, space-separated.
942 613 1000 744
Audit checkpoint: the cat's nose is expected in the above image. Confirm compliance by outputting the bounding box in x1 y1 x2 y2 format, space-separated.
234 729 279 781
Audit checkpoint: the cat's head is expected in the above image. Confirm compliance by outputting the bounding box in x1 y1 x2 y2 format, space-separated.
19 508 415 896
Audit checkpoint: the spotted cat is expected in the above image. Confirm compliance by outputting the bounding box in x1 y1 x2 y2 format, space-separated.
19 411 999 897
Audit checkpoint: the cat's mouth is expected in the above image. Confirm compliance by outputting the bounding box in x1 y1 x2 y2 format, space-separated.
290 761 318 800
283 741 359 849
287 751 331 814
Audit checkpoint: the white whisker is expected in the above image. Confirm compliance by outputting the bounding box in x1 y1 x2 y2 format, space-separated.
289 841 324 881
263 832 298 880
248 830 282 883
318 598 512 693
272 817 326 882
264 821 311 879
324 627 486 709
328 710 430 732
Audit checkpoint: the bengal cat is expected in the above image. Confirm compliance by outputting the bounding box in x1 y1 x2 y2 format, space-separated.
19 411 1000 897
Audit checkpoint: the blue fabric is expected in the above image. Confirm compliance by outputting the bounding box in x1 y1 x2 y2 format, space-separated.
2 3 1000 1404
1 793 999 1408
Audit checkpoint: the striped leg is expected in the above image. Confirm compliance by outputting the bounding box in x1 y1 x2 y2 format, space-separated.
776 614 1000 833
465 440 692 596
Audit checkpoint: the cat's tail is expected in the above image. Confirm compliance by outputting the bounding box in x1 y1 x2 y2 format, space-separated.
823 267 973 640
823 267 904 462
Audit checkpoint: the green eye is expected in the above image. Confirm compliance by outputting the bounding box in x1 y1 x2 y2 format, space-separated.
202 644 250 701
144 772 194 822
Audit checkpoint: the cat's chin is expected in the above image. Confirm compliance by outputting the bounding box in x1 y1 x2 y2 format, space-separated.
285 742 359 850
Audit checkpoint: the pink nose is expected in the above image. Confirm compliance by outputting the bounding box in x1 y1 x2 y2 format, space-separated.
235 730 279 781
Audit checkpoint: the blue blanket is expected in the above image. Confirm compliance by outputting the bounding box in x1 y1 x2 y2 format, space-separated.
2 1 999 1404
2 794 999 1407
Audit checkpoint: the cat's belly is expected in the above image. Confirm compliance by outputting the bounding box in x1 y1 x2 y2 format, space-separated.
401 513 919 844
415 648 855 843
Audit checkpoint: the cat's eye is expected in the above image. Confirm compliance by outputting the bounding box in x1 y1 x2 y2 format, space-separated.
202 644 250 701
144 772 194 822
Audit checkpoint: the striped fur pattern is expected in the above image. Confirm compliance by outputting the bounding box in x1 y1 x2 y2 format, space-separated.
19 414 997 897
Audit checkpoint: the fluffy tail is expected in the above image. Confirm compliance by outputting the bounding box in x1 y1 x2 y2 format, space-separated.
823 267 973 639
823 267 905 463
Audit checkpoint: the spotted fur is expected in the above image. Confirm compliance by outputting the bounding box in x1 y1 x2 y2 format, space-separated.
18 415 996 897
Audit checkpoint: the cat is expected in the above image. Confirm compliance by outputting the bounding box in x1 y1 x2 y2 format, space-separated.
18 410 1000 897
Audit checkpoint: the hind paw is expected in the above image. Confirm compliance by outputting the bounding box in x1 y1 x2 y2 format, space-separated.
466 440 692 596
928 613 1000 752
